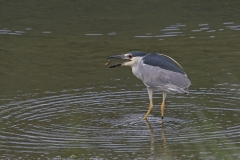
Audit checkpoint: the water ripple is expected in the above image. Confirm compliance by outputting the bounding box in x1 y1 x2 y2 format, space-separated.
0 87 240 158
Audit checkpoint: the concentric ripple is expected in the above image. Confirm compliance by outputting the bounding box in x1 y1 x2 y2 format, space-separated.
0 86 240 159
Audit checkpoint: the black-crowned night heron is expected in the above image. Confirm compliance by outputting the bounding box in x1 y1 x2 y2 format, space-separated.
107 51 191 120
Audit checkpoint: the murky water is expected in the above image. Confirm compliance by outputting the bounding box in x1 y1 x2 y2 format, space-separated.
1 0 240 159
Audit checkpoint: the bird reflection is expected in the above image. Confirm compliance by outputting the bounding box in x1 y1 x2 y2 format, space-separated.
145 120 167 155
145 120 155 153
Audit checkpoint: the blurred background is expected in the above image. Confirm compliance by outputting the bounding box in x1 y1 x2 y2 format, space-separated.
0 0 240 159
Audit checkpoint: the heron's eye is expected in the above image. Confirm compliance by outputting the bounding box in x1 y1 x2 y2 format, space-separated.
128 54 133 59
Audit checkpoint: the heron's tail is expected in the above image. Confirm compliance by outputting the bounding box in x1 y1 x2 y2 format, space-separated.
163 84 189 94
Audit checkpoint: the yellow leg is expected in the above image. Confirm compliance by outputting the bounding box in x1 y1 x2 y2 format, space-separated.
144 88 153 120
161 102 165 119
143 103 153 120
161 92 167 120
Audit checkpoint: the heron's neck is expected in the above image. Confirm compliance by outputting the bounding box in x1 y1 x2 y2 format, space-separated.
132 65 142 80
130 57 143 80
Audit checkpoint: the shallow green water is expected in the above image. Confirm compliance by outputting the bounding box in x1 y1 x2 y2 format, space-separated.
0 0 240 159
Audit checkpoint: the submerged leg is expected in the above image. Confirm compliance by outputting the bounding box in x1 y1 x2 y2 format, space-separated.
143 88 153 120
161 91 167 120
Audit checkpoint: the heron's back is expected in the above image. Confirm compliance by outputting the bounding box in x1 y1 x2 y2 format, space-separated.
138 53 191 93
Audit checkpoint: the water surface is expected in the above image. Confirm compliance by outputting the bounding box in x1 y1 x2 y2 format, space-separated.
0 0 240 159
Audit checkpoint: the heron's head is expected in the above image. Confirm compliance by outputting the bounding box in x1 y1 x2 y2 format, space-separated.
107 51 147 68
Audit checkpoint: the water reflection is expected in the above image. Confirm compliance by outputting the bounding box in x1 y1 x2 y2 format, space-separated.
0 86 240 158
2 20 239 39
85 33 104 36
145 120 167 158
42 31 52 34
134 21 240 40
145 120 155 154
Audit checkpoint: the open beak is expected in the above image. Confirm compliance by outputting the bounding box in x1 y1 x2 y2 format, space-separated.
107 54 125 68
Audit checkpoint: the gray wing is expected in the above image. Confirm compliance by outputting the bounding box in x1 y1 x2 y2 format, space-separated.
139 53 191 89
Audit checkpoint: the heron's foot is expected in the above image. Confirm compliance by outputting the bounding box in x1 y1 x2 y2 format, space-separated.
143 114 149 120
160 116 164 124
143 104 153 120
161 103 165 119
143 112 150 120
